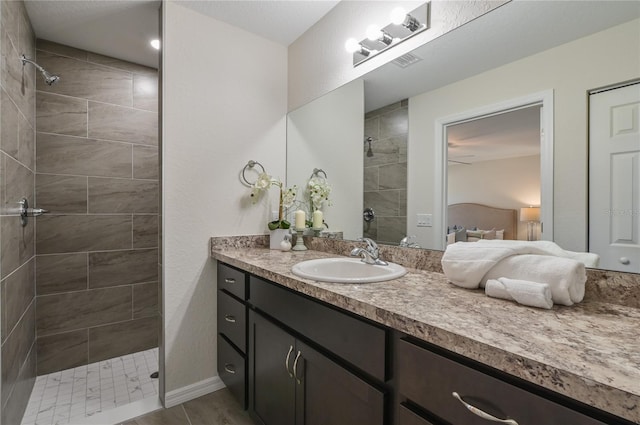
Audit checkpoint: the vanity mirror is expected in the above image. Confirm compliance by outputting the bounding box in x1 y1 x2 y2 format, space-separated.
286 1 640 273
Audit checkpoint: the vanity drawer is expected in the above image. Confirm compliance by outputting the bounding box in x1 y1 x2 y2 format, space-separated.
217 290 246 353
217 262 247 300
249 276 386 381
217 334 246 408
397 338 607 425
398 404 436 425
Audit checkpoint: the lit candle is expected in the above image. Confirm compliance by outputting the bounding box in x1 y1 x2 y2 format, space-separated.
295 210 306 229
312 210 323 228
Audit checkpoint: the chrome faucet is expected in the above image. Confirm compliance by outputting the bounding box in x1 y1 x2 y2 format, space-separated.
350 238 388 266
399 235 421 248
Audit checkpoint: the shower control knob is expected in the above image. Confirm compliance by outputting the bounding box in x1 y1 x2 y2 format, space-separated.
17 198 49 227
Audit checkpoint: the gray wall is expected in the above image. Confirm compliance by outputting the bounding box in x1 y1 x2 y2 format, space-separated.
363 100 408 245
33 40 159 375
0 1 37 424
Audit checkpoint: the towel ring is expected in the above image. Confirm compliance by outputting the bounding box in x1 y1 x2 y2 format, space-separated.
310 168 327 179
241 160 266 186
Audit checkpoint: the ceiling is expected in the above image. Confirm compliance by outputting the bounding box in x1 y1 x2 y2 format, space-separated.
447 105 541 165
363 0 640 112
24 0 340 68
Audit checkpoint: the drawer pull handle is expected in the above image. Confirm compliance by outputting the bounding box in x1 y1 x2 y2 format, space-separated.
285 345 294 378
224 364 236 374
452 392 518 425
224 315 236 323
224 278 236 284
293 351 303 384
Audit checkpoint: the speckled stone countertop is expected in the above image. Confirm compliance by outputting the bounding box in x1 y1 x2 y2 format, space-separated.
210 243 640 423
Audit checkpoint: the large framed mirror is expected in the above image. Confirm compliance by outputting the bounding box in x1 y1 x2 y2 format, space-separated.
286 1 640 273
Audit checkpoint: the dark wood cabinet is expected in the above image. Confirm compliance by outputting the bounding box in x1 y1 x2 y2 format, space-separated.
396 337 611 425
215 261 628 425
216 263 249 408
249 310 385 425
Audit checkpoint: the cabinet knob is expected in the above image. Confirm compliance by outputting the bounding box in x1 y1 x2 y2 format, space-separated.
224 363 236 374
452 392 518 425
224 315 236 323
224 278 236 284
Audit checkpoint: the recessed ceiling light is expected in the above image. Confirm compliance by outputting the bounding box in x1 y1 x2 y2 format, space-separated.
150 39 160 50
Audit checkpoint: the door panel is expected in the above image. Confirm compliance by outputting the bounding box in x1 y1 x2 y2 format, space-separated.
297 340 385 425
250 311 296 425
589 83 640 272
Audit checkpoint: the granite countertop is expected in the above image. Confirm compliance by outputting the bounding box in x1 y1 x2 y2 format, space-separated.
210 247 640 423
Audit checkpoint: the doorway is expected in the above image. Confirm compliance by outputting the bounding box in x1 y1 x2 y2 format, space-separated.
435 91 554 249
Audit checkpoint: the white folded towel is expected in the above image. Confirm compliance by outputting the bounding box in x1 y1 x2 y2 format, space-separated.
481 255 586 306
485 278 553 309
475 240 600 268
441 240 598 289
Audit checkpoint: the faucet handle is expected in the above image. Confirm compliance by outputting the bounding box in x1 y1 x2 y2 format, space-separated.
358 237 379 255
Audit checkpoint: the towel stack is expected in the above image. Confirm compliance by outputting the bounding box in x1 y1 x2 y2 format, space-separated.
441 240 592 309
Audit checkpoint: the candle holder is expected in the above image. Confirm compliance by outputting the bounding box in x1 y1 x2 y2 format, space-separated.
312 227 324 237
292 228 308 251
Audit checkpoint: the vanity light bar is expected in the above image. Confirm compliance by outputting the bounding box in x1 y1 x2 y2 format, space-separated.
346 2 430 67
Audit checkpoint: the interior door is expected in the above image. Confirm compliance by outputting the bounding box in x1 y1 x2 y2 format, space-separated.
250 311 296 425
589 82 640 273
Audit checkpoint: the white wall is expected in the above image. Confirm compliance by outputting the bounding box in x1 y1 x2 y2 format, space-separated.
287 80 364 239
288 0 506 111
162 1 287 394
448 155 540 240
408 19 640 252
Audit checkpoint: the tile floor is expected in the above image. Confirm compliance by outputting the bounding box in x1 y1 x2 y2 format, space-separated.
120 389 254 425
21 348 159 425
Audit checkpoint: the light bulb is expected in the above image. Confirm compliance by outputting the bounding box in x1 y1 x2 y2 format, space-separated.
150 39 160 50
344 38 361 53
366 25 382 41
390 7 407 25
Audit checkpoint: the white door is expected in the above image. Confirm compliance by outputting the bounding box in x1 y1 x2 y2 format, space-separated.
589 83 640 272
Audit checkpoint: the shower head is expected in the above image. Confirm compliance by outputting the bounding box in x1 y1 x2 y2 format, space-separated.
42 70 60 86
21 55 60 85
365 136 374 157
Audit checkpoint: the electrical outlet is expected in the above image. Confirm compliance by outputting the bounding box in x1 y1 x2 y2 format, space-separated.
417 213 432 227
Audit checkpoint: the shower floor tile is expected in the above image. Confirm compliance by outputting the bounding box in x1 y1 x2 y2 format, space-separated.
21 348 159 425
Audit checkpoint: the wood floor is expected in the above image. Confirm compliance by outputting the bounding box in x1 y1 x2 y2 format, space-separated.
120 389 254 425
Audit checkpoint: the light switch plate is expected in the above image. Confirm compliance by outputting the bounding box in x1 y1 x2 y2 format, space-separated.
417 213 432 227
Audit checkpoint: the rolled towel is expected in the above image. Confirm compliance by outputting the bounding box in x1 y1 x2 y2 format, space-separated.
482 255 586 306
485 278 553 309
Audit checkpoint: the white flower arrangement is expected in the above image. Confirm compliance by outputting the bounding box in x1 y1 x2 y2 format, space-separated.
250 172 298 230
307 176 332 211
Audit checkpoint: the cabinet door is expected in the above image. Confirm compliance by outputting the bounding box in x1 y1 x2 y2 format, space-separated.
296 340 385 425
249 311 296 425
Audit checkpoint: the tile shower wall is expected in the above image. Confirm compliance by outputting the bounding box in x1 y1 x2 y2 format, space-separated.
33 40 159 376
363 100 408 245
0 1 38 424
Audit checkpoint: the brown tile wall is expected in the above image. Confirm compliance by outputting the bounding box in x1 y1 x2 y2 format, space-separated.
34 40 159 376
363 100 408 245
0 1 37 423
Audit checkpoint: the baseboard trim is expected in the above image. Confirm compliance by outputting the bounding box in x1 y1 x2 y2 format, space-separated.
164 376 226 408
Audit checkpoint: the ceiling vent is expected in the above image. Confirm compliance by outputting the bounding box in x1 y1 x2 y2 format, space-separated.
392 52 422 68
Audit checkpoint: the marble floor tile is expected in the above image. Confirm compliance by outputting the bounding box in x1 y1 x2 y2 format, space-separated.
21 348 159 425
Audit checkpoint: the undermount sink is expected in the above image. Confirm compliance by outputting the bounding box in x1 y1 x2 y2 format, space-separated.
291 257 407 283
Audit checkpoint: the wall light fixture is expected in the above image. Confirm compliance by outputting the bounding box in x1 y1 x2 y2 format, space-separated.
346 2 430 66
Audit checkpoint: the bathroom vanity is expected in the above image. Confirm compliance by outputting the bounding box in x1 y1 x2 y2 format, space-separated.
212 241 639 425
